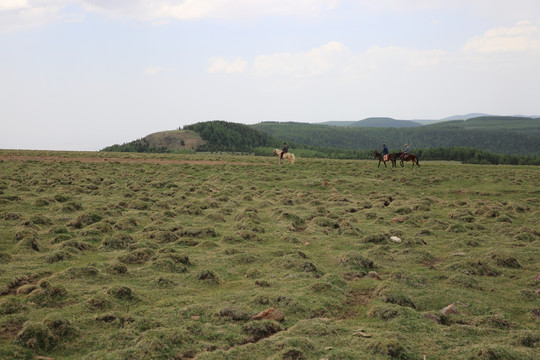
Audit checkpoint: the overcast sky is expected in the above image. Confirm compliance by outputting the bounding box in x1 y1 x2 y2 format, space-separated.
1 0 540 151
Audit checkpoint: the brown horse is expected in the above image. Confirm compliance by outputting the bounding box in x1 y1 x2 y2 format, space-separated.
373 150 397 168
399 153 420 167
273 149 296 165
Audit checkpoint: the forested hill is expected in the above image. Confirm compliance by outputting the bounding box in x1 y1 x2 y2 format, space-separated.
250 117 540 156
183 120 278 151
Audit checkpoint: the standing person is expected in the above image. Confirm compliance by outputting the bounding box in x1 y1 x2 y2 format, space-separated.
280 142 289 160
382 144 389 161
401 143 411 160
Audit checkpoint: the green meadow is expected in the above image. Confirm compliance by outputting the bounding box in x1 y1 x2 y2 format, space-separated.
0 150 538 359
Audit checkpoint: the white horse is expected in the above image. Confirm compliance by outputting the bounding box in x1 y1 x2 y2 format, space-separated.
273 149 296 165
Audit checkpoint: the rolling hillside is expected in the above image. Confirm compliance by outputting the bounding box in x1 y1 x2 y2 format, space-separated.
102 130 206 153
426 116 540 136
251 117 540 156
144 130 207 150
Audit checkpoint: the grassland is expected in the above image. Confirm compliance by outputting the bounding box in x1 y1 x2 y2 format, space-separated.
0 150 538 359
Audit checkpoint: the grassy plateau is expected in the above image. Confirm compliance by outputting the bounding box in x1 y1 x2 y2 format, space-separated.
0 150 538 359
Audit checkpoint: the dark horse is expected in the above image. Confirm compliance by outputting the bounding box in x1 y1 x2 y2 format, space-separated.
399 153 420 167
373 150 398 168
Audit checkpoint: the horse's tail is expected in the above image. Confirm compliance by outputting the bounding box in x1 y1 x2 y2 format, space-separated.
290 154 295 164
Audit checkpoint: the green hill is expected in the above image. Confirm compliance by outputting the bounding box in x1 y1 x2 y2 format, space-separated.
102 130 205 153
144 130 207 150
251 117 540 156
183 120 278 152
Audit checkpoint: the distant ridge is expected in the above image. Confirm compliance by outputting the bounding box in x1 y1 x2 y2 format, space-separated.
441 113 492 121
322 117 421 128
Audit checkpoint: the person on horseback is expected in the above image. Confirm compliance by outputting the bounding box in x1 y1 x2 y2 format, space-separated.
401 143 410 160
382 144 389 161
280 142 289 160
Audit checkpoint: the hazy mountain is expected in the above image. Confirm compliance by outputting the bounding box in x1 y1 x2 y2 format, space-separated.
441 113 492 120
321 117 421 128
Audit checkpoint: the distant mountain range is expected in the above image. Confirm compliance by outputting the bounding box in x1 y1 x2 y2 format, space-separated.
320 117 422 128
319 113 539 128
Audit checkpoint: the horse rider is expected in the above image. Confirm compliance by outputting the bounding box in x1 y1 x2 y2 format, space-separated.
401 143 411 160
382 144 389 161
280 142 289 160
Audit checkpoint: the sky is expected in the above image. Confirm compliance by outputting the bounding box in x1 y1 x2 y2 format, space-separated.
1 0 540 151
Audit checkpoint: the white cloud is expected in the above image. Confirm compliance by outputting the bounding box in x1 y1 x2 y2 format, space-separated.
64 12 85 23
81 0 341 21
463 21 540 53
252 41 352 78
144 66 164 76
207 58 247 74
0 0 70 31
247 41 446 79
0 0 30 11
